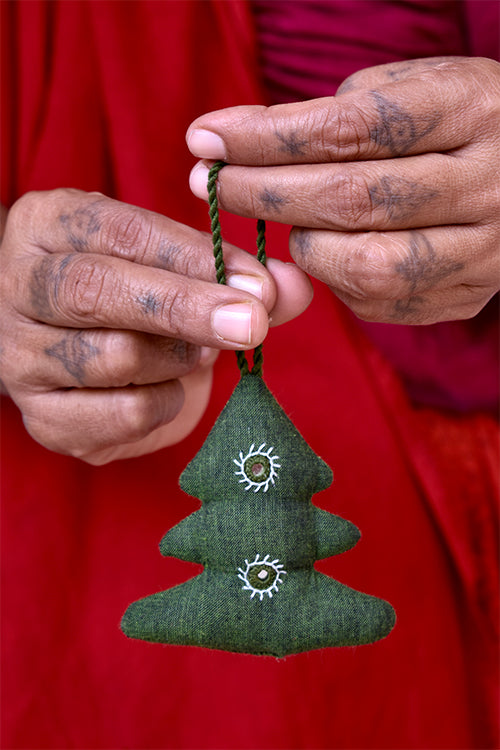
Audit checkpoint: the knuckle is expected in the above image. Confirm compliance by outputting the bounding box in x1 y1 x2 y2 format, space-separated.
6 191 42 238
325 171 375 229
49 186 80 204
340 238 399 300
326 103 372 160
158 284 192 337
6 189 80 245
116 389 157 441
104 331 143 385
100 206 152 261
115 385 182 442
60 256 120 321
21 409 69 456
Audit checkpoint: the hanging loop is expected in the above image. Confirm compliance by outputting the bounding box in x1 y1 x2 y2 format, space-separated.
207 161 267 377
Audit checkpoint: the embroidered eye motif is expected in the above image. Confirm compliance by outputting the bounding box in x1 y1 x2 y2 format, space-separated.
233 443 280 492
237 554 287 600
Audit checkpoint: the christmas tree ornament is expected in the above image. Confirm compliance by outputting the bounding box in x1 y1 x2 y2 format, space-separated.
121 163 396 657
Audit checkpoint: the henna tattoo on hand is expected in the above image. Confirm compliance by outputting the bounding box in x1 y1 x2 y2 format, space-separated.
45 331 100 385
368 176 438 222
275 130 308 157
260 189 288 213
59 203 102 251
369 92 441 156
137 292 161 316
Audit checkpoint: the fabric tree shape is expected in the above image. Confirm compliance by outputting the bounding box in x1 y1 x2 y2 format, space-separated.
121 372 396 657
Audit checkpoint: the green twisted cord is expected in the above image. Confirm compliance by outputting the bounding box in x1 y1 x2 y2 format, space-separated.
207 161 227 285
207 161 266 378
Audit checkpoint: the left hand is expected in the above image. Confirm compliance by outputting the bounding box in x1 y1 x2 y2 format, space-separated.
186 56 500 324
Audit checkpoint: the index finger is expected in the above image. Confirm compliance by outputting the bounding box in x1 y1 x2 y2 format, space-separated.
12 250 270 350
186 63 489 165
7 188 276 294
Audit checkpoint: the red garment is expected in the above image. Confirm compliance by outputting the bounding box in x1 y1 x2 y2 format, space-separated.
1 2 498 749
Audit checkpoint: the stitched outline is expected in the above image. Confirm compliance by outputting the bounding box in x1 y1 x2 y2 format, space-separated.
237 554 287 601
233 443 281 492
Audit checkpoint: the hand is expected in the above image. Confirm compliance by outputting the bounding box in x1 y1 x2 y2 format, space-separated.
187 56 500 325
0 189 312 463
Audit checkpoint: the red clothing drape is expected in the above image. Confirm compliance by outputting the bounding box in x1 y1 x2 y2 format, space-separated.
1 2 498 749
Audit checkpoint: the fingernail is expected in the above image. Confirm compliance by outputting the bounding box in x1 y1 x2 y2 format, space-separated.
187 129 226 159
213 303 253 345
189 162 210 201
226 274 264 300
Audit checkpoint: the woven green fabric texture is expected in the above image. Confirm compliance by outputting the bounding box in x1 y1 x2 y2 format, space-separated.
121 373 396 656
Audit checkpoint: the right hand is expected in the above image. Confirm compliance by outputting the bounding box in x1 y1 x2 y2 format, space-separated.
0 189 312 464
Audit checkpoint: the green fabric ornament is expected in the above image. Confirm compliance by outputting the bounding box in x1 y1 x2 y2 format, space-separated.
121 163 396 657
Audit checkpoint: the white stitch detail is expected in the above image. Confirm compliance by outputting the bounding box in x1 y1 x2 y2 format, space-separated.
237 553 287 601
233 443 281 492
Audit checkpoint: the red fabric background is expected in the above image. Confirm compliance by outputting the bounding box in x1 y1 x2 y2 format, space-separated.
1 2 498 748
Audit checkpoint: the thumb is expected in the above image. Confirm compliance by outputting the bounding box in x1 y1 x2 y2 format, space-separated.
265 257 314 327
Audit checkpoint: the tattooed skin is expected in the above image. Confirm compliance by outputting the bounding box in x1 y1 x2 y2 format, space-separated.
389 231 464 320
392 295 426 319
30 255 74 319
369 92 441 156
336 77 357 95
156 239 182 270
275 130 308 157
169 337 193 364
385 57 463 82
385 65 413 81
396 231 464 293
368 176 438 222
137 292 161 315
59 203 102 251
45 331 100 385
292 228 313 258
260 189 288 213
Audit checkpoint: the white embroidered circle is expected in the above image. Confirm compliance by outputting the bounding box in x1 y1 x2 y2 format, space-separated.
233 443 281 492
237 554 287 600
